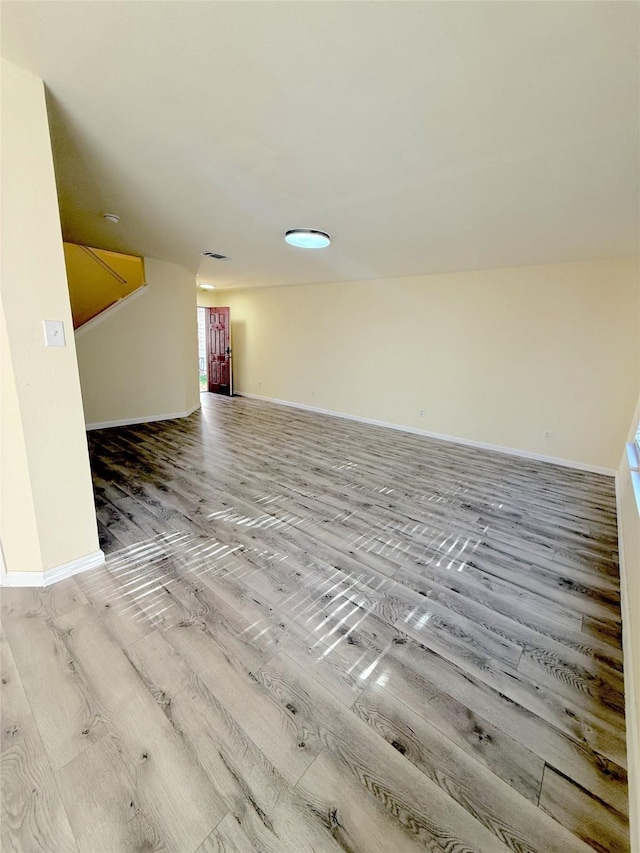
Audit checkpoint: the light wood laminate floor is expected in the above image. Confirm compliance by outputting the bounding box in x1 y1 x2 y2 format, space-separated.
1 394 629 853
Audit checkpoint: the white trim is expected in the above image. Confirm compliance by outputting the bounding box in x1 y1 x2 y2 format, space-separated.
626 442 640 515
0 539 7 586
235 392 616 476
615 473 640 849
632 472 640 517
3 549 105 588
86 402 201 431
74 284 149 339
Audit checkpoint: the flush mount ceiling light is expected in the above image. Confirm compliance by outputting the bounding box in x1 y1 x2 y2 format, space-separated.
103 213 120 224
199 283 216 290
285 229 331 249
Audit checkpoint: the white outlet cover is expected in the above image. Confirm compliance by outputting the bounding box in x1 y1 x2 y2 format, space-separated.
43 319 66 347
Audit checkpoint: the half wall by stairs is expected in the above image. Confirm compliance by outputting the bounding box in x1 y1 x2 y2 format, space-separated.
63 242 146 329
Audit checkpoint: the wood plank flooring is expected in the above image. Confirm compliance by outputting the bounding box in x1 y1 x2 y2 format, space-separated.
1 393 630 852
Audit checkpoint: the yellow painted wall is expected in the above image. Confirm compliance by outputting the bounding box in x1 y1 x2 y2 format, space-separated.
199 256 639 471
64 242 145 328
75 257 199 427
0 60 100 573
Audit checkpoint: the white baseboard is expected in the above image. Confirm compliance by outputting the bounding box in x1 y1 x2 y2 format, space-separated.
3 549 105 587
86 402 201 431
615 473 640 848
235 392 616 476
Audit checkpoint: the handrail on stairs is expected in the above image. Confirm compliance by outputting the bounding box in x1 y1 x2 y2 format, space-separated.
79 245 127 285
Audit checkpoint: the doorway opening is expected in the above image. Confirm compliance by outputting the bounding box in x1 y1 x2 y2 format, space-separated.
197 306 232 396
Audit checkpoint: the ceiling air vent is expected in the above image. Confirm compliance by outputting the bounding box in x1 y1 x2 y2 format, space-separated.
201 252 230 260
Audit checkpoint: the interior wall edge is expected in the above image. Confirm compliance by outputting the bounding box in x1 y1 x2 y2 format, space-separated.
615 471 640 848
1 58 101 574
75 256 199 427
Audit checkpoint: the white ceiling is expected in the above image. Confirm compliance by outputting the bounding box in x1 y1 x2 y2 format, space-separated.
2 1 638 289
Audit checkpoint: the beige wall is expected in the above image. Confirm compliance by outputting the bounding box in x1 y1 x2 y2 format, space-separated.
0 60 100 574
200 256 639 470
76 257 199 427
0 308 42 574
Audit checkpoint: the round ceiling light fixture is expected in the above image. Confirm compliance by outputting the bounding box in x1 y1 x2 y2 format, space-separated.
285 229 331 249
199 283 216 290
103 213 120 224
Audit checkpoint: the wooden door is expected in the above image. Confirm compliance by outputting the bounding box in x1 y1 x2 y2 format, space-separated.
207 307 231 395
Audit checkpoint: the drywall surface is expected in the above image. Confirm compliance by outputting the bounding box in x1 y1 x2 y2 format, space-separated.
76 257 199 426
0 60 100 572
198 256 639 471
0 306 42 573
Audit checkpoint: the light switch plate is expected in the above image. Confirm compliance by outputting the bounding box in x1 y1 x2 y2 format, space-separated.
43 319 66 347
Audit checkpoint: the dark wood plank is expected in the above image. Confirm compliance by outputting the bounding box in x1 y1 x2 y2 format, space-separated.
261 651 511 853
353 681 595 852
539 765 630 853
382 634 629 816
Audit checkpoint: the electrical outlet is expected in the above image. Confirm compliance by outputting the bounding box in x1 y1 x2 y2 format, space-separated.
419 409 425 417
543 430 552 440
311 390 316 398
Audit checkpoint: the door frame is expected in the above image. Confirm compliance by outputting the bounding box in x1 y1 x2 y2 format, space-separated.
197 306 208 393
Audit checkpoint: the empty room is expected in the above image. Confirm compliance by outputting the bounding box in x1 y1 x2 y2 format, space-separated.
1 2 639 852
